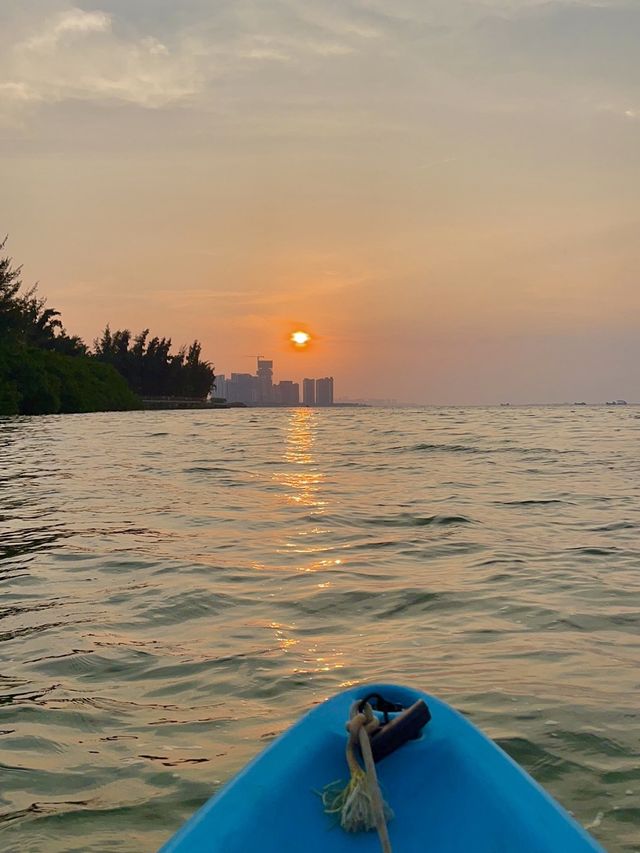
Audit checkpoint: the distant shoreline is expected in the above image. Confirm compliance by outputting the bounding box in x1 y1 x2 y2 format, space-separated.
139 398 371 410
3 401 636 416
141 397 231 410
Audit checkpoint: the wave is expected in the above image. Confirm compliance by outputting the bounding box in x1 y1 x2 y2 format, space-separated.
565 546 619 557
496 499 568 507
590 521 637 532
403 442 582 458
183 465 237 474
407 442 479 454
365 513 475 527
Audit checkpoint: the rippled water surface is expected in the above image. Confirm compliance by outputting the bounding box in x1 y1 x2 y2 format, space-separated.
1 407 639 852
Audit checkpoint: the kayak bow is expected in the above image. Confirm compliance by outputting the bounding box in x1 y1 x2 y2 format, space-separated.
160 683 604 853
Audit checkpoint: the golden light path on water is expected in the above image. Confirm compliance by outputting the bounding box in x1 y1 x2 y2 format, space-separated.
271 408 346 680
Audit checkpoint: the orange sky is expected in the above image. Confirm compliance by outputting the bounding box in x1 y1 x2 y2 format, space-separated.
2 1 639 402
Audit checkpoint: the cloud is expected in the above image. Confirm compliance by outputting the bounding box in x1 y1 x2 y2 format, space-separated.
24 8 111 49
0 2 376 125
0 6 204 122
2 0 638 130
0 81 40 104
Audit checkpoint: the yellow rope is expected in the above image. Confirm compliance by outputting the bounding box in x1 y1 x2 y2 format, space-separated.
322 701 393 853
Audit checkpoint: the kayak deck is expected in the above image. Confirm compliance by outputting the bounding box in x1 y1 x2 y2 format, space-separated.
160 683 604 853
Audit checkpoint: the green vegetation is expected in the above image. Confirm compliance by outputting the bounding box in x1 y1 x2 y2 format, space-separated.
1 237 215 415
0 345 139 416
94 327 214 399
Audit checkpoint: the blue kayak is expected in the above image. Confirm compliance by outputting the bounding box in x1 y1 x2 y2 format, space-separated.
160 683 604 853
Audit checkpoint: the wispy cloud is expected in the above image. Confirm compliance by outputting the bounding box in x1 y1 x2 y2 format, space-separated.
3 0 639 124
24 8 111 50
153 273 364 312
0 2 381 124
0 6 204 122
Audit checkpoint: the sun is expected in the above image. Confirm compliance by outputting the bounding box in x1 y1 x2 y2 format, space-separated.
290 330 311 348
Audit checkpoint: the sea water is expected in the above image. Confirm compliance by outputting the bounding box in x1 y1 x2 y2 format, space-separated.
1 407 639 852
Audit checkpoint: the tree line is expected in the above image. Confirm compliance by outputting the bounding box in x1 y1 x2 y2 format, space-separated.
0 237 215 415
93 327 214 399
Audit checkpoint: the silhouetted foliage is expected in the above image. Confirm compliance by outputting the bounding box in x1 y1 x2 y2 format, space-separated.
1 237 87 356
93 325 215 399
1 236 215 413
1 237 138 415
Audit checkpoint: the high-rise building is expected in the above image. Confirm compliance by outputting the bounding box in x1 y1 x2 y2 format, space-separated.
275 381 300 406
226 373 257 404
302 378 315 405
214 374 226 399
256 358 274 404
316 377 334 406
217 360 334 406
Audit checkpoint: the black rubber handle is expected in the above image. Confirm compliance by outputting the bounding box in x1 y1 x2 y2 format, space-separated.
369 699 431 763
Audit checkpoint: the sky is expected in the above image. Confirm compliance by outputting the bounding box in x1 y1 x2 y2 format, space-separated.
1 0 639 404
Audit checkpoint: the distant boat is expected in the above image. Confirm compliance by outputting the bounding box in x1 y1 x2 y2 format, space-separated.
606 400 628 406
573 402 587 406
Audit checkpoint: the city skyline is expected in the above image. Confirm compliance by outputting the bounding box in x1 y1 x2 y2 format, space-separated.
216 357 334 406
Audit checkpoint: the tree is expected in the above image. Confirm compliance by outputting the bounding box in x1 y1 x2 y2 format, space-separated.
1 236 215 413
0 238 138 415
0 236 24 337
1 236 87 355
93 325 215 399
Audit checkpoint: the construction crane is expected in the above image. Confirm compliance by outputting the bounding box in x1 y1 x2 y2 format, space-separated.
240 354 268 371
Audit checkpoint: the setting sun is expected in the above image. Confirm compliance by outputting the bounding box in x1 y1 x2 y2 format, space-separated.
291 330 311 348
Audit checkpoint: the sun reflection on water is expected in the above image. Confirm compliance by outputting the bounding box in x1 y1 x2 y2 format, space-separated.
267 621 299 653
272 408 327 513
265 411 350 680
298 642 346 676
263 620 348 679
